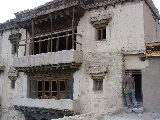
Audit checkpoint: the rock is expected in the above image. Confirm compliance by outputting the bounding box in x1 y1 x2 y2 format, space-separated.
138 113 143 117
125 108 132 113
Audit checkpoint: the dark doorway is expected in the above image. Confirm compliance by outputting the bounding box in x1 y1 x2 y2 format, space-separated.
125 70 142 102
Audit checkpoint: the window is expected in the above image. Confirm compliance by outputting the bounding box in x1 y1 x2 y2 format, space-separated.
11 80 16 89
12 43 17 54
8 33 21 54
97 28 106 41
30 79 73 100
93 79 103 91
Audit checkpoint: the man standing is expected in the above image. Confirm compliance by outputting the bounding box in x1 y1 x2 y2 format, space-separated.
123 70 137 108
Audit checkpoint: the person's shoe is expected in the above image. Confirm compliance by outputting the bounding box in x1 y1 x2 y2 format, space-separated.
134 106 139 108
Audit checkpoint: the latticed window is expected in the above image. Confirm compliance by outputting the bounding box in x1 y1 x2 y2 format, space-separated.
30 79 73 100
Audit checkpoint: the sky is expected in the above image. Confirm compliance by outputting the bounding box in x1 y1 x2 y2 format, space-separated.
0 0 160 23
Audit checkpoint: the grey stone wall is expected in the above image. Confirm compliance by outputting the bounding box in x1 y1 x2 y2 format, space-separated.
142 58 160 113
79 52 124 114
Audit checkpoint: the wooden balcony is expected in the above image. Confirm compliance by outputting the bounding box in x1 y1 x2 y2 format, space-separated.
13 97 80 118
13 50 83 71
13 97 80 112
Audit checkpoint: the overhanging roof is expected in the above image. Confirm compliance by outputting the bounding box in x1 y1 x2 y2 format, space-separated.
14 0 82 22
0 0 159 31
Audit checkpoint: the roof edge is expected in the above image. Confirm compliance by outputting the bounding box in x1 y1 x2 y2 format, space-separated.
145 0 160 19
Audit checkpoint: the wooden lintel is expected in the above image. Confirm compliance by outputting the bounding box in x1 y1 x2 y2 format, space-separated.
16 64 81 73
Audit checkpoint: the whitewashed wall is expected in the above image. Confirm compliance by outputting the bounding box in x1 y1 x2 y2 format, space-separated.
0 29 26 120
76 1 145 114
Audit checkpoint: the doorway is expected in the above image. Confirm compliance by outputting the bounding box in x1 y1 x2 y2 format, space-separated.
125 70 143 102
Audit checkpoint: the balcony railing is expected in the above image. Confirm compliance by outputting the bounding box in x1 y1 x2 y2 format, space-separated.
13 49 83 68
13 97 80 111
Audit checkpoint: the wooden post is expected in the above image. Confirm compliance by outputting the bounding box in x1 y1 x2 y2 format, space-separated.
57 80 60 99
72 7 75 49
47 35 50 52
49 80 52 99
39 38 41 54
32 19 35 55
41 80 44 99
65 80 68 99
25 29 27 56
50 13 53 52
47 14 52 53
56 34 59 52
17 26 20 57
66 31 69 50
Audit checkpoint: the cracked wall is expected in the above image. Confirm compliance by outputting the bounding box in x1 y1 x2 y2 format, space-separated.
142 58 160 113
143 0 159 42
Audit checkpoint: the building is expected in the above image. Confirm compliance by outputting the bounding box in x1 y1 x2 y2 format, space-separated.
0 0 160 119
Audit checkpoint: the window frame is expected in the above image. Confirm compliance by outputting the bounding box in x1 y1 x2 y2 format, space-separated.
93 79 103 91
97 27 106 41
11 80 16 89
30 79 73 100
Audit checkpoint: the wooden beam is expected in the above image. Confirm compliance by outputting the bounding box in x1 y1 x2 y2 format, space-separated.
146 42 160 46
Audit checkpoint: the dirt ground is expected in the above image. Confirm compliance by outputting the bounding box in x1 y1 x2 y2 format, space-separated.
58 108 160 120
103 111 160 120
